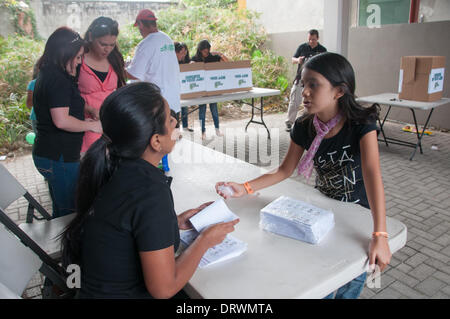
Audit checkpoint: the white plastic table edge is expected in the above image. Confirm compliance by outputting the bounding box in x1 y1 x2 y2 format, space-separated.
357 93 450 110
180 87 281 107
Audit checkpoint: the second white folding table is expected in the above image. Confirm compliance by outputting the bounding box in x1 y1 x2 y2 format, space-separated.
180 87 280 139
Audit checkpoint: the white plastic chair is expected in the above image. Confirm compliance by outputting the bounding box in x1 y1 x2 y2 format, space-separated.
0 281 21 299
0 207 75 298
0 163 75 259
0 163 52 223
0 223 42 298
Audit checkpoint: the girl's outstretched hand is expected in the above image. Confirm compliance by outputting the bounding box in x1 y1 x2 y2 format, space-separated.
368 236 392 272
215 182 246 199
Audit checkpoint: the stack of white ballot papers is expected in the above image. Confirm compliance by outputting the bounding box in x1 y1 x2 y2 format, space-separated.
260 196 335 244
180 199 247 268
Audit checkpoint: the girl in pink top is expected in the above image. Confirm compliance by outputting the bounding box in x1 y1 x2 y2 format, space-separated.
79 16 126 153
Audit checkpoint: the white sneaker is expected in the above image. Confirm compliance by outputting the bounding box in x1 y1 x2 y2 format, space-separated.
202 132 206 140
215 129 223 137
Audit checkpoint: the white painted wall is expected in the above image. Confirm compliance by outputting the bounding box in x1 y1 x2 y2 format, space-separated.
419 0 450 23
323 0 350 56
29 0 174 39
246 0 324 34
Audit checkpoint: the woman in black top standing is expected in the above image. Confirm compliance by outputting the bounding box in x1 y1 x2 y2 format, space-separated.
191 39 228 139
62 82 238 298
175 42 193 132
33 27 102 217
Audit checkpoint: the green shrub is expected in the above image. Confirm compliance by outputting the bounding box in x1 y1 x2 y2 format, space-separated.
1 4 290 150
0 35 42 151
0 35 44 101
117 24 141 62
118 5 289 107
0 93 31 152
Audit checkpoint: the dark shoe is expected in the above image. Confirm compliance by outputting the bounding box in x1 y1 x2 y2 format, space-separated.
285 123 292 132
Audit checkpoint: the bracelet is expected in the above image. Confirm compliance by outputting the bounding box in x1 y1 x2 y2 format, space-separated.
243 182 254 194
372 231 389 238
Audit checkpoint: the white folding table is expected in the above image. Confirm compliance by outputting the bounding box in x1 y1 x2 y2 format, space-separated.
357 93 450 160
180 87 280 139
169 139 407 299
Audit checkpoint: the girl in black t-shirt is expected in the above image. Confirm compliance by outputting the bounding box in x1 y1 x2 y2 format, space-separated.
216 53 391 299
62 82 238 298
191 39 229 139
32 27 103 218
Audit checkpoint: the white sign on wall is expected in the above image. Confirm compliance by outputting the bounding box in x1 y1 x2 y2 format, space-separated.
398 69 403 93
428 68 445 94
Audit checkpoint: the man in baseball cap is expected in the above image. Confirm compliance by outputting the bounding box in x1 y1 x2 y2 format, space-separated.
133 9 157 26
126 8 181 119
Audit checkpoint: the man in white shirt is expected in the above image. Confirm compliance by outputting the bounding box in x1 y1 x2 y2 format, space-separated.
126 9 181 117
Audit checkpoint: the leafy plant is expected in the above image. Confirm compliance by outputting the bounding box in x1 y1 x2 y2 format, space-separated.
181 0 237 9
1 4 290 150
0 93 31 151
0 35 44 101
0 35 41 151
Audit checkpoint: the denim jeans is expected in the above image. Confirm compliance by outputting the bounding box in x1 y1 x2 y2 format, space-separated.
32 155 79 218
181 106 189 128
198 103 219 133
324 272 367 299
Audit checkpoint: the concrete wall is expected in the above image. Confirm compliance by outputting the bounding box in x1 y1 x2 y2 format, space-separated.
248 0 450 129
419 0 450 23
29 0 175 39
246 0 324 34
0 7 15 38
348 20 450 130
246 0 324 81
266 30 321 80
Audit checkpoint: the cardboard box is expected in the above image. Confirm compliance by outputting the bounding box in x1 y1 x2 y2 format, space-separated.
398 56 445 102
179 60 252 99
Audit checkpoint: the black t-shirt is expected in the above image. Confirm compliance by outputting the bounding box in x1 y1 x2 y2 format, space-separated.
32 65 85 162
290 116 377 209
191 53 221 63
293 43 327 75
79 158 180 299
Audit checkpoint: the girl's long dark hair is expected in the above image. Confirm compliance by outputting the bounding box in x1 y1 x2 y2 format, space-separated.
61 82 167 267
298 52 379 129
84 16 126 87
36 27 85 74
175 41 190 64
192 39 211 62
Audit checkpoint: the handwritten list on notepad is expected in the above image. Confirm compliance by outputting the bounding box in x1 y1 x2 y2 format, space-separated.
180 230 247 268
179 199 246 268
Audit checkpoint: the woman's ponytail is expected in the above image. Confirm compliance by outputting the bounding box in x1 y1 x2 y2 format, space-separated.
61 135 114 267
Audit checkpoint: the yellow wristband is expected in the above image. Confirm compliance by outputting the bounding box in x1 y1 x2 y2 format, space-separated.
243 182 254 194
372 231 389 238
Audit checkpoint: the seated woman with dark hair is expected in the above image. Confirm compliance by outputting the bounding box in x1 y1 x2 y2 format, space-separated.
62 82 238 299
